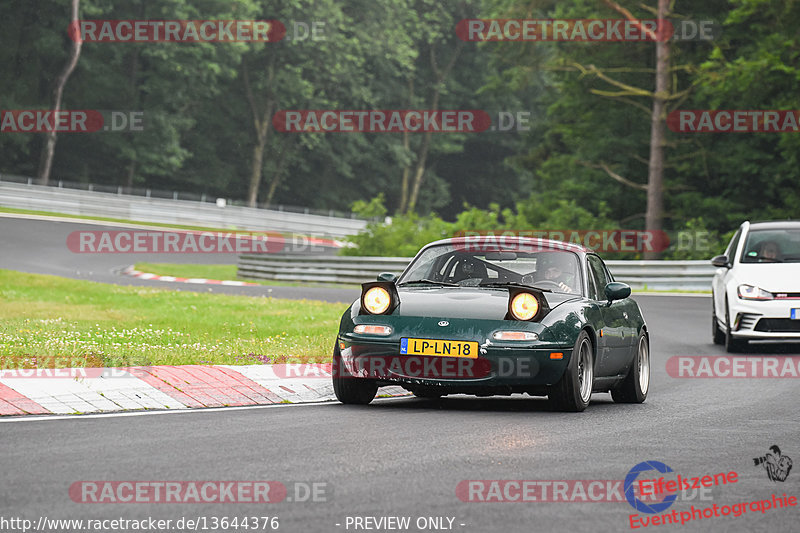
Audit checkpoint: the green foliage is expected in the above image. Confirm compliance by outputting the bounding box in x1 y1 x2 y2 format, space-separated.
351 193 388 219
0 0 797 250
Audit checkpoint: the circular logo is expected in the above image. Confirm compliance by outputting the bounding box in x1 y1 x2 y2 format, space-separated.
438 321 449 327
624 461 677 514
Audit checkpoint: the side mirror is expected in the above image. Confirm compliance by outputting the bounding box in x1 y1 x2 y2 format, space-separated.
711 255 730 268
377 272 398 283
605 282 631 302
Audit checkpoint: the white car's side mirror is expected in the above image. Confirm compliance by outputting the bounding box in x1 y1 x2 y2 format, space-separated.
711 255 731 268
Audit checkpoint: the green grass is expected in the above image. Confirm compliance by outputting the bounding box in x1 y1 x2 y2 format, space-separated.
0 269 345 368
135 263 243 282
133 262 360 289
634 287 712 294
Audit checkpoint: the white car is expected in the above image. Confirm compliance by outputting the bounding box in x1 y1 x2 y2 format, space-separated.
712 221 800 352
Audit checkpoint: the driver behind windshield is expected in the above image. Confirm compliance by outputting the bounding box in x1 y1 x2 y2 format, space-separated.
536 253 578 294
759 240 781 261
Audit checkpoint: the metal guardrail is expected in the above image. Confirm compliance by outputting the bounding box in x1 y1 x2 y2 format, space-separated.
237 255 716 291
0 180 367 238
238 255 411 284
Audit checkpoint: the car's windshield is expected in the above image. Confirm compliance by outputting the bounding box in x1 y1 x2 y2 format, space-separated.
740 228 800 263
398 243 583 295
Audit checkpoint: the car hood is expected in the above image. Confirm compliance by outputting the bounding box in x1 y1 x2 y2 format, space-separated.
732 263 800 292
392 287 580 320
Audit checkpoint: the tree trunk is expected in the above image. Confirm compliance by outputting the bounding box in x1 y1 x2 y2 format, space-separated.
644 0 670 259
406 100 436 213
242 58 276 207
124 42 141 191
405 43 462 213
38 0 82 185
264 137 294 205
398 78 414 214
247 111 270 207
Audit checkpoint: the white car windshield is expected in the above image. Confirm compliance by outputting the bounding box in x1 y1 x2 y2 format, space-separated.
740 228 800 263
398 243 583 295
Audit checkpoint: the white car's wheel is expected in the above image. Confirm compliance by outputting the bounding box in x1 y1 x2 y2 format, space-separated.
712 293 725 345
724 299 747 353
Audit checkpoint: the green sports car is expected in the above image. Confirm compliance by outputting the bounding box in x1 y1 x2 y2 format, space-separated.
332 236 650 411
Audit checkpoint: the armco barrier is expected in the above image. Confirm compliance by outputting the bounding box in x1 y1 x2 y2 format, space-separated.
237 255 716 291
0 181 367 238
238 255 411 284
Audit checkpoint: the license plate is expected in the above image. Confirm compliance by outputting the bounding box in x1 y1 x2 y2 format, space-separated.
400 338 478 359
792 309 800 320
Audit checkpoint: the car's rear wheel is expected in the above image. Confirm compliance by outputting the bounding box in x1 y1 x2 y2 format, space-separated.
549 330 593 412
611 331 649 403
332 344 378 405
724 299 747 353
712 293 725 345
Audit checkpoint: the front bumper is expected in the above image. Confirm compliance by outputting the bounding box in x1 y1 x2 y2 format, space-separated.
337 335 572 391
729 298 800 339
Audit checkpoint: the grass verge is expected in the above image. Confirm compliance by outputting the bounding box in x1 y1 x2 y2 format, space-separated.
0 269 344 367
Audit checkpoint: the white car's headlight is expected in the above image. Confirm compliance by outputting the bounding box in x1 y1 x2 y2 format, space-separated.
737 284 774 300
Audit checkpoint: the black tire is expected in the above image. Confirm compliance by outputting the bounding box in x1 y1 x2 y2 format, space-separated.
549 330 593 412
724 299 747 353
332 344 378 405
712 294 725 345
611 331 650 403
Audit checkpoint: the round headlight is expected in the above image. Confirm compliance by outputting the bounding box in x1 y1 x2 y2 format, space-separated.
510 292 539 321
363 286 392 314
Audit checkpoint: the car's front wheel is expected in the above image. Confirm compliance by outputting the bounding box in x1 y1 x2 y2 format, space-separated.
332 344 378 405
724 299 747 353
712 293 725 345
611 331 649 403
549 330 593 412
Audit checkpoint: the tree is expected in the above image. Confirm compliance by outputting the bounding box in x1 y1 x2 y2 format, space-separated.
38 0 82 185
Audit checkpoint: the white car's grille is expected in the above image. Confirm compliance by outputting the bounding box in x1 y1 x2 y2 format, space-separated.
773 292 800 300
754 319 800 333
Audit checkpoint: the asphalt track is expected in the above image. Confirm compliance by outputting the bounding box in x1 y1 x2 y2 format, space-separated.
0 215 359 303
1 215 799 532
